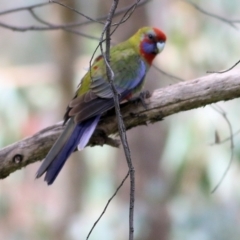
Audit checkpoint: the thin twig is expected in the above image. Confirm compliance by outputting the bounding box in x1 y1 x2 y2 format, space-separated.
187 1 239 29
207 60 240 74
86 171 129 240
111 0 141 31
87 0 144 75
0 0 149 39
52 0 150 29
0 0 149 18
99 0 137 239
152 65 185 82
210 129 240 146
210 104 234 193
29 9 100 40
0 2 50 16
50 0 104 25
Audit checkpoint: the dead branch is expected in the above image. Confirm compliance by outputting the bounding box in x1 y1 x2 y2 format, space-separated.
97 0 136 239
1 70 240 179
210 104 234 193
0 0 150 39
187 1 240 29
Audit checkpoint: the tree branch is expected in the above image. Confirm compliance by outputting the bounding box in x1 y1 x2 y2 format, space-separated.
0 0 150 40
187 1 240 29
1 70 240 179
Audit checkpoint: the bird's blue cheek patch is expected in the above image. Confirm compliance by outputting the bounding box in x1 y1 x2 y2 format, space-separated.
142 42 155 54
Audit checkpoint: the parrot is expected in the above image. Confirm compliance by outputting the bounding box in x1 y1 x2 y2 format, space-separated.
36 26 166 185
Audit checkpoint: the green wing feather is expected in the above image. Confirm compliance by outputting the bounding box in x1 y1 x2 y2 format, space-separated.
64 40 149 124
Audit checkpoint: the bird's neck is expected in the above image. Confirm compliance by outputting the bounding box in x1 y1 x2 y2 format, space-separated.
140 51 155 65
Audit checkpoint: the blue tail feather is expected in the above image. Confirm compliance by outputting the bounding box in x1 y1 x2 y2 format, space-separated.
44 115 100 185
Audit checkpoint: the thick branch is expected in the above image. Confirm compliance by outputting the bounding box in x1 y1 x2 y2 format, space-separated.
1 70 240 178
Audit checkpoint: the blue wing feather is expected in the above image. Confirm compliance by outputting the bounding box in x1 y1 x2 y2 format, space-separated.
37 115 100 185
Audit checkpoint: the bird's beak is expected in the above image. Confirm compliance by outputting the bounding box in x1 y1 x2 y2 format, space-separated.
156 41 165 53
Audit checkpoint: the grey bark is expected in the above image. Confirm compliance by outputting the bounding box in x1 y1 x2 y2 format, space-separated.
0 70 239 178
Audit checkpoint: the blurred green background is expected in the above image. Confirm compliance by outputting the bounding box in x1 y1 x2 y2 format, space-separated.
1 0 240 239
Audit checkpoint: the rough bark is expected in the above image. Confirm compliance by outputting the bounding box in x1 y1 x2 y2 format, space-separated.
0 70 240 178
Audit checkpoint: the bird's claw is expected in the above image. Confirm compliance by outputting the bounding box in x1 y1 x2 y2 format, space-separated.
130 90 151 109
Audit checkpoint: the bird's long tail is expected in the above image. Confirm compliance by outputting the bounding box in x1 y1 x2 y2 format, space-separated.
36 115 100 185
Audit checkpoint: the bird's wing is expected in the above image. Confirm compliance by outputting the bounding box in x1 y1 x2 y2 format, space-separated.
66 49 147 123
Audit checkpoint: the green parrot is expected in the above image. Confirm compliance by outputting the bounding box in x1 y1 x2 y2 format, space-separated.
36 26 166 184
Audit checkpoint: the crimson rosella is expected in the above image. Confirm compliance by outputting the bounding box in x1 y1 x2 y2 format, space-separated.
36 26 166 184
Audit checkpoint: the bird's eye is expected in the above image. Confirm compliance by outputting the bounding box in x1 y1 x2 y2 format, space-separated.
148 33 154 40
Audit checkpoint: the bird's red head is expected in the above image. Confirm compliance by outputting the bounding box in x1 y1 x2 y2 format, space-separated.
130 27 166 65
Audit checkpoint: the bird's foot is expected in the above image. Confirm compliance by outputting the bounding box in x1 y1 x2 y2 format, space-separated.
130 90 151 109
